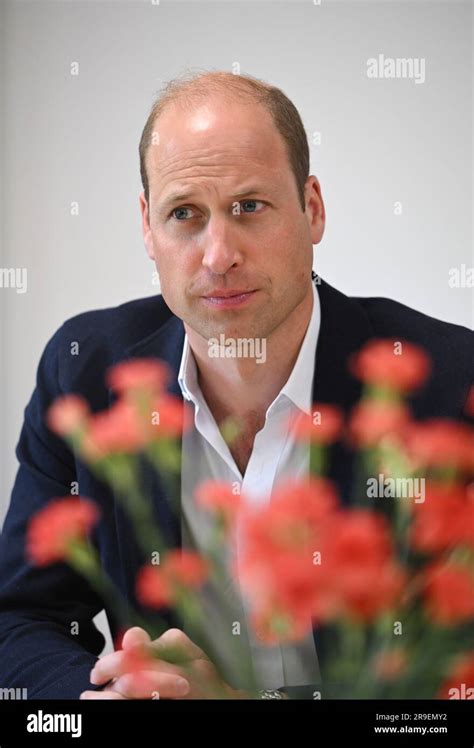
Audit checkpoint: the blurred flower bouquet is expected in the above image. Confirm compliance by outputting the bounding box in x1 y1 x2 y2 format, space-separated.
28 339 474 699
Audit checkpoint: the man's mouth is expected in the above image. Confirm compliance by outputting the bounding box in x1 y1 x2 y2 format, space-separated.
201 289 258 308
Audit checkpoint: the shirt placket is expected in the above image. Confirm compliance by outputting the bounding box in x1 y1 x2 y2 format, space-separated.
234 403 291 689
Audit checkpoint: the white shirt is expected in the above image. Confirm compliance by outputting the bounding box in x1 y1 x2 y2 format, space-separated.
178 280 321 690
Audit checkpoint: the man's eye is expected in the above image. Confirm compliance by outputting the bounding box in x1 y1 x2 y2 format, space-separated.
170 206 195 221
240 200 265 213
169 200 265 221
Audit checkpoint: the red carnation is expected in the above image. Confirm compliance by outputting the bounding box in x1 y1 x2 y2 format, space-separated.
195 480 242 530
46 394 90 437
405 419 474 473
350 339 431 393
27 497 100 566
107 358 170 396
151 394 192 438
317 511 406 621
349 399 410 448
233 479 340 641
410 482 474 552
289 404 343 445
136 550 208 609
81 398 153 459
423 561 474 625
236 482 404 641
241 477 338 559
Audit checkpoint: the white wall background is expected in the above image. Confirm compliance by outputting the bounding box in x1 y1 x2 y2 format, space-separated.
1 0 472 649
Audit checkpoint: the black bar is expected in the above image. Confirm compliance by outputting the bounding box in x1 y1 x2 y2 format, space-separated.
0 699 472 745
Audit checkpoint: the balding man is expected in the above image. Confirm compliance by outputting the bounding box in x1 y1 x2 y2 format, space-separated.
0 71 472 700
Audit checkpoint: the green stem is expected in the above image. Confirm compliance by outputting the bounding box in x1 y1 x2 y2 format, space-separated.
67 540 169 638
108 455 168 559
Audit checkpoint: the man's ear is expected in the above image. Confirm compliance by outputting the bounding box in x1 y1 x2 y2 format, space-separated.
139 191 155 260
304 176 326 245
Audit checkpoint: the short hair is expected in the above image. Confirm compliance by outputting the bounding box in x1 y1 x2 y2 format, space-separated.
139 69 310 213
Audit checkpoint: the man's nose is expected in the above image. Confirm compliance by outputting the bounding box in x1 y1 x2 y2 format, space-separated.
201 217 243 274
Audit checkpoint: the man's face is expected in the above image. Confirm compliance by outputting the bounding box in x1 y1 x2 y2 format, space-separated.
140 97 324 343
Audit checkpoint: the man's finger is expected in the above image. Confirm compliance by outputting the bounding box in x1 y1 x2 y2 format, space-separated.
80 690 127 700
153 628 206 662
121 626 152 650
112 670 190 699
91 626 153 684
90 650 125 684
90 645 182 685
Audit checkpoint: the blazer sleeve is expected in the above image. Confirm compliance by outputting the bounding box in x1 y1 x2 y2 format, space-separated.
0 325 107 699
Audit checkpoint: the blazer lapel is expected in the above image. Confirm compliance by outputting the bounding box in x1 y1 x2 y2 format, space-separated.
310 276 376 687
311 276 375 506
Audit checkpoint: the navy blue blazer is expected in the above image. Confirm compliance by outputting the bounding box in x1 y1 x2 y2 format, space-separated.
0 277 472 699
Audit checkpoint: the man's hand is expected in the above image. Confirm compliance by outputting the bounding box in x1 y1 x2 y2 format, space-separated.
79 626 249 700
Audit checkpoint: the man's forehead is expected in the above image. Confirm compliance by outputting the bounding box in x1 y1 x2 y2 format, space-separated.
148 101 285 168
149 129 281 170
148 140 287 205
146 100 290 202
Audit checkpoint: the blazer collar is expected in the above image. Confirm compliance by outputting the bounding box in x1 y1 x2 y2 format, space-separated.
312 275 374 411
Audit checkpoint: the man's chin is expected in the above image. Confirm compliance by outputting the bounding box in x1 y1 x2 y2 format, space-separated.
204 326 259 343
189 312 258 339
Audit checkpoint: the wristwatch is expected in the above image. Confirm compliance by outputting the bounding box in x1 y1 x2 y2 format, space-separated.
258 688 285 699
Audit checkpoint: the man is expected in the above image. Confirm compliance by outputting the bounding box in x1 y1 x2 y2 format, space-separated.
0 71 472 700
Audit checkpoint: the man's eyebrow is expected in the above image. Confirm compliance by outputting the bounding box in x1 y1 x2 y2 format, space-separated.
156 185 270 214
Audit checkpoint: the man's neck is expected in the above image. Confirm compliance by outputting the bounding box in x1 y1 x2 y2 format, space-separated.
184 285 314 427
